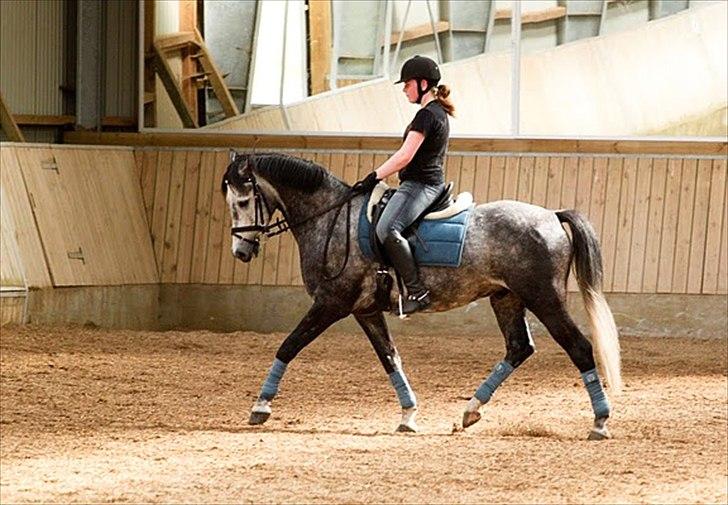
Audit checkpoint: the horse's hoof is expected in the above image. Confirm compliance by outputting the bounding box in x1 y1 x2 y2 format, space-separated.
587 427 611 440
462 410 481 428
248 411 271 425
396 423 417 433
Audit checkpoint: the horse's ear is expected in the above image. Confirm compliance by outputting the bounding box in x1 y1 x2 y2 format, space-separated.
229 149 238 163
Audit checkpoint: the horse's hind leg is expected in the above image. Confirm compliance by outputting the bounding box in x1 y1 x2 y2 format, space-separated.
525 288 612 440
463 290 534 428
354 310 418 433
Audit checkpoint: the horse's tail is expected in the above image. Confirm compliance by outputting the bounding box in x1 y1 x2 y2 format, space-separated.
556 209 622 394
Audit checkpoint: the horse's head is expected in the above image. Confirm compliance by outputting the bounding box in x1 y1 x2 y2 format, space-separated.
221 151 278 262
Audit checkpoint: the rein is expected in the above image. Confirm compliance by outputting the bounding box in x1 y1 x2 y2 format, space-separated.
229 172 363 281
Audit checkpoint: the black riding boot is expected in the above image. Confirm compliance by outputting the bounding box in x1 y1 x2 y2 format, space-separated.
383 233 431 315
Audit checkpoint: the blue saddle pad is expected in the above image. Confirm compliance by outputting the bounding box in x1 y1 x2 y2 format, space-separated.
357 202 473 268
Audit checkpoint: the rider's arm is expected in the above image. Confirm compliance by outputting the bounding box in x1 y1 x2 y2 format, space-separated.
374 130 425 179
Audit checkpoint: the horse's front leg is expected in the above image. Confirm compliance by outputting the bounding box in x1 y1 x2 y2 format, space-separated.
354 310 418 433
249 302 347 425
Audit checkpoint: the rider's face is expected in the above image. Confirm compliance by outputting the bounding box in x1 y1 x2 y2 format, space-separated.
403 79 421 103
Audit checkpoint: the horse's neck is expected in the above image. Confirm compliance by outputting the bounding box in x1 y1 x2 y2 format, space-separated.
267 177 349 241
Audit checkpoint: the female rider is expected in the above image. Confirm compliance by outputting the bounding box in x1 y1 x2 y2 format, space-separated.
355 55 456 315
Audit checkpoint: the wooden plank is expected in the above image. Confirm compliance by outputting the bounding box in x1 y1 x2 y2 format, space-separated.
0 91 25 142
546 157 564 210
686 159 713 294
472 156 491 205
626 157 653 293
642 158 668 293
560 156 579 210
13 114 74 126
389 20 450 45
494 6 567 24
176 150 202 283
612 157 637 292
194 28 239 118
343 152 360 185
719 172 728 294
601 157 624 291
516 156 533 203
308 0 332 95
151 151 173 276
203 151 229 284
62 131 728 157
444 155 462 192
487 156 506 202
574 157 593 214
190 151 216 283
502 156 520 201
138 150 158 229
153 45 198 128
531 156 550 207
656 159 683 293
671 159 698 293
459 156 477 196
104 149 159 284
587 157 608 253
0 147 51 287
15 147 87 286
0 187 26 288
702 158 727 293
160 150 188 282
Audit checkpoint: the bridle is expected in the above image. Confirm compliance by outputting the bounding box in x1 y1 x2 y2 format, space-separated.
228 171 289 257
227 164 365 280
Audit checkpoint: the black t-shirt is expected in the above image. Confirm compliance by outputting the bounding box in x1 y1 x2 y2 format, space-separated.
399 101 449 185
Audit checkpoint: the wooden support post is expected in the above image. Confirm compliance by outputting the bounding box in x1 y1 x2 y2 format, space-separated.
308 0 332 95
179 0 198 119
144 0 156 127
0 92 25 142
153 43 199 128
193 28 239 118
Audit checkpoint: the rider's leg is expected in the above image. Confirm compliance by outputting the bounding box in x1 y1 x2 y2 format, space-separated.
463 290 534 427
375 181 443 315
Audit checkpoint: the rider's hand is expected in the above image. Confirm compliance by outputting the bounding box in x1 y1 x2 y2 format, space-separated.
352 172 379 193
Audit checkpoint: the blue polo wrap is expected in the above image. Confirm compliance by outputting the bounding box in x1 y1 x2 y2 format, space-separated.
260 358 287 401
474 360 514 404
581 368 611 418
388 369 416 409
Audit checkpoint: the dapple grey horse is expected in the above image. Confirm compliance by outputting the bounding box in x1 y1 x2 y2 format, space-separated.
222 152 621 439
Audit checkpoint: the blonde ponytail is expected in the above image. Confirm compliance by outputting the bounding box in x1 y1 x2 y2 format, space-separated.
434 84 455 117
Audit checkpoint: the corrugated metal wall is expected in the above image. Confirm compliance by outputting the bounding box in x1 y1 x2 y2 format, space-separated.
0 0 64 115
104 0 137 119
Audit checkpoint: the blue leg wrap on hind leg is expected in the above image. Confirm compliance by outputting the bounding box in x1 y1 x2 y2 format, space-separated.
474 360 514 404
260 358 287 401
581 368 611 418
389 369 416 409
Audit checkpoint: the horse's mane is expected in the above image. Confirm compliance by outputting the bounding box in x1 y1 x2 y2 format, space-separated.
224 153 327 194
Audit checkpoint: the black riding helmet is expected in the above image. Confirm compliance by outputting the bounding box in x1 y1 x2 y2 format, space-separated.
395 55 441 104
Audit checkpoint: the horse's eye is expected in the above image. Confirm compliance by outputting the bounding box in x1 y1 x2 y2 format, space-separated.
237 200 249 209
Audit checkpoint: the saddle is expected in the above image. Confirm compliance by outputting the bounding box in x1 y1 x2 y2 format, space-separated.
357 181 474 311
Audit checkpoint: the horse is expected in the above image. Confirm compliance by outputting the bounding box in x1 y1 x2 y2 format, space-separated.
221 151 621 439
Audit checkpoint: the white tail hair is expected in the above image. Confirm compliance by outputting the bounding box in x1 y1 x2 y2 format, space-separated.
583 288 622 393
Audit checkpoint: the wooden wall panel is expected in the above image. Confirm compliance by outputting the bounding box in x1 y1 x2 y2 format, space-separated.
7 144 723 296
0 147 51 287
13 147 157 286
1 185 26 288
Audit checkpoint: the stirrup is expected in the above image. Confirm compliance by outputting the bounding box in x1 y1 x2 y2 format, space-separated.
397 290 431 318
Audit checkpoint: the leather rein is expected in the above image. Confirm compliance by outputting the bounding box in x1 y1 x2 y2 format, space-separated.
228 172 364 280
